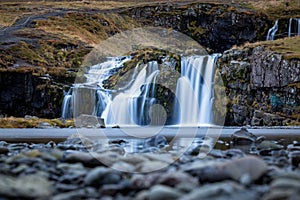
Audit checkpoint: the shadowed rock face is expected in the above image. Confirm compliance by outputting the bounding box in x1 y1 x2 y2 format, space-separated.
0 71 68 118
218 47 300 126
124 3 269 53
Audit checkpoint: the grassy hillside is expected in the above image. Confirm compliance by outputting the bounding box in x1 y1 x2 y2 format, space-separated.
1 0 299 27
235 36 300 60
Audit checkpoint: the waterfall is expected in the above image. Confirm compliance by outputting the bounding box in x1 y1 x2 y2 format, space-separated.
102 62 159 126
288 18 300 37
173 55 218 126
288 18 292 37
61 54 219 126
61 89 73 119
266 20 278 40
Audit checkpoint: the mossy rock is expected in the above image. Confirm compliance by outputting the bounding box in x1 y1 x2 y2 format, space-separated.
103 47 181 90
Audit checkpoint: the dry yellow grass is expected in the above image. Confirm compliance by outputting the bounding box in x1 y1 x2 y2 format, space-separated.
35 13 137 46
1 0 299 27
240 36 300 60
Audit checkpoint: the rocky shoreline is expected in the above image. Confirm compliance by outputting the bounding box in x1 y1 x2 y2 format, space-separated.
0 128 300 199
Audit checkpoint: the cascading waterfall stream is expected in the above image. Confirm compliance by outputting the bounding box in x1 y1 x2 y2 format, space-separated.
288 18 300 37
61 54 218 126
61 89 72 120
173 55 218 125
103 64 159 126
266 20 278 41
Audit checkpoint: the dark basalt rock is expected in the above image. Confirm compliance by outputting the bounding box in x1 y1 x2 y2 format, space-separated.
231 128 257 144
124 3 269 53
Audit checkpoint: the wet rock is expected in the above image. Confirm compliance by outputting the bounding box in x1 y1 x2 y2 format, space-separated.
232 105 249 125
0 174 52 198
263 113 285 126
111 161 136 172
143 153 174 164
84 167 122 188
222 155 268 185
186 155 267 185
257 140 284 150
0 146 9 154
57 169 86 185
100 180 131 196
8 143 29 152
289 151 300 167
57 134 94 150
119 154 149 165
54 183 82 192
64 151 101 166
155 172 198 187
136 160 169 173
263 173 300 200
51 187 98 200
231 128 257 144
24 149 42 157
145 135 168 148
181 181 256 200
57 162 85 171
38 122 53 129
224 148 246 158
75 114 105 128
191 167 229 183
147 185 183 200
287 143 300 151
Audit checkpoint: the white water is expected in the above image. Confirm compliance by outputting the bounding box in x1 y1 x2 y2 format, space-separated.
62 54 218 126
61 90 72 119
266 20 278 40
173 55 218 126
288 18 300 37
103 64 159 126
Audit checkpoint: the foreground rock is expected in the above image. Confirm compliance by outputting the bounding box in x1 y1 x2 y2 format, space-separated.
0 132 299 199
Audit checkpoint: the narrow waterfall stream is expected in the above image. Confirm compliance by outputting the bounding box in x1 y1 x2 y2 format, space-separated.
62 54 218 127
266 20 278 41
288 18 300 37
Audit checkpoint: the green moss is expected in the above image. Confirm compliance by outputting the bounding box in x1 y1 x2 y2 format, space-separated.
0 117 74 128
187 21 208 38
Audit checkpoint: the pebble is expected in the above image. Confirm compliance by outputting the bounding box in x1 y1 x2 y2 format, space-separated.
0 174 52 198
221 155 268 184
288 151 300 167
263 172 300 200
231 128 257 144
257 140 284 150
181 180 256 200
0 146 8 154
147 185 183 200
84 167 122 187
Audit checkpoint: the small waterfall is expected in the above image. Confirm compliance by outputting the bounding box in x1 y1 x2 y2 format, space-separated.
61 54 219 126
173 55 219 126
103 62 159 126
61 89 73 119
266 20 278 40
288 18 292 37
288 18 300 37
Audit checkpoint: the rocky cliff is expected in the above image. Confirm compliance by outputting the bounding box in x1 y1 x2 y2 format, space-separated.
124 3 269 53
218 38 300 126
0 70 75 118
